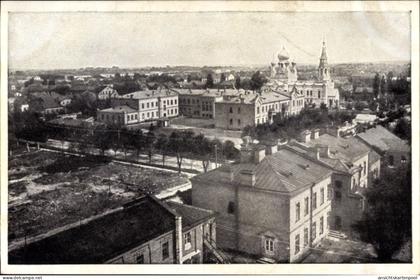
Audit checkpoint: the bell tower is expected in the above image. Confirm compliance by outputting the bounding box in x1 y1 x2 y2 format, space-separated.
318 39 330 81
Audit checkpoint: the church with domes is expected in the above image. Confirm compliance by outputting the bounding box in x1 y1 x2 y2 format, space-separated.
266 40 340 109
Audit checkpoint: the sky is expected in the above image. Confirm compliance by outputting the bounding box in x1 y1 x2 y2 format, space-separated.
8 12 411 70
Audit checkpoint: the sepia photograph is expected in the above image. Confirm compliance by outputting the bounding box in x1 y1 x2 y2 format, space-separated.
1 0 419 276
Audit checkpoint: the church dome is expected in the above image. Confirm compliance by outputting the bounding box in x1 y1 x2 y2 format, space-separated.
277 46 290 61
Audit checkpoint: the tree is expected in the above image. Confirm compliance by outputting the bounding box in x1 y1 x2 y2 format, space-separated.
320 102 328 112
133 130 145 158
155 134 169 166
250 71 266 91
220 73 226 83
394 118 411 143
205 74 214 88
235 76 241 89
94 129 112 156
145 131 156 163
222 140 239 160
168 131 193 173
193 134 213 172
354 101 365 111
373 73 380 98
352 166 411 262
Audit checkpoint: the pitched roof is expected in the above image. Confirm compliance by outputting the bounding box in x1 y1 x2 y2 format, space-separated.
121 89 177 99
356 125 410 153
306 133 371 163
166 202 215 231
100 105 137 113
9 196 175 264
192 147 332 195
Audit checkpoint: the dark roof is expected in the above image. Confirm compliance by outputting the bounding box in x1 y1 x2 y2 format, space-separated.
9 195 175 264
167 202 215 231
356 125 410 153
192 147 332 195
100 105 137 113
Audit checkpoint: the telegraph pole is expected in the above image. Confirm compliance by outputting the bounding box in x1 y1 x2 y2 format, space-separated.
214 144 218 169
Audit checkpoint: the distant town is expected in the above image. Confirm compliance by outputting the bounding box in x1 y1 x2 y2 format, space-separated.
8 40 411 264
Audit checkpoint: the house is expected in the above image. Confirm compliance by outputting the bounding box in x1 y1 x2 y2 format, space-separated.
174 88 223 119
353 114 378 125
9 195 217 264
97 89 179 127
287 129 381 236
214 87 304 130
192 137 333 263
96 85 118 100
356 125 410 169
354 87 374 95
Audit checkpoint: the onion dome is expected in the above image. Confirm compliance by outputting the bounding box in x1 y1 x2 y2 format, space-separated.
277 46 290 61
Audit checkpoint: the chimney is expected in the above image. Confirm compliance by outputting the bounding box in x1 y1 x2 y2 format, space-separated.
238 169 256 187
174 215 183 264
253 146 266 164
263 139 278 155
240 136 253 163
299 130 312 143
311 129 320 140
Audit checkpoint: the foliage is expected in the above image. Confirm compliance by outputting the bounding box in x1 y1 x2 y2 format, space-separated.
235 76 241 89
250 71 267 91
352 166 411 262
205 74 214 89
393 118 411 143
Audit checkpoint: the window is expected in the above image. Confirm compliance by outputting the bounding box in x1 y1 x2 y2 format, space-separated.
327 184 332 201
363 161 367 175
238 107 241 114
295 234 300 254
175 99 177 105
162 241 169 260
304 197 309 216
164 100 166 104
353 178 357 188
142 103 144 109
229 119 233 125
229 107 233 113
320 188 325 205
147 112 150 118
335 180 342 188
227 201 235 214
335 190 342 202
388 155 394 166
304 228 309 247
238 119 241 126
142 113 145 119
320 216 324 235
136 254 144 264
175 108 177 114
401 156 407 163
147 102 149 108
171 100 173 105
265 238 274 253
152 112 154 118
257 107 260 114
312 192 317 210
311 222 316 241
295 202 301 222
184 232 192 250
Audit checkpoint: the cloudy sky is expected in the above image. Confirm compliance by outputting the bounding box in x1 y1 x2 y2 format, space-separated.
9 12 411 70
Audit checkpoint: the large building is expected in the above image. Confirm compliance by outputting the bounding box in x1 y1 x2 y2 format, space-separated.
356 125 410 169
287 129 381 236
267 41 340 108
9 195 218 264
97 89 178 127
174 89 224 119
214 88 305 130
192 137 333 263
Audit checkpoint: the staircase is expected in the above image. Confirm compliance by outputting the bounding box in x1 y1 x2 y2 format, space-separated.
256 257 276 264
203 238 231 264
328 230 347 240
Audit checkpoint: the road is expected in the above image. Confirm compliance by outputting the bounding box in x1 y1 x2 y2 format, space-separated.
46 139 221 174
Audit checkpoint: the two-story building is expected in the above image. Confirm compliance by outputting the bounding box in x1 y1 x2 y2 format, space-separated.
287 129 381 236
97 89 179 127
214 88 304 130
9 195 217 264
192 137 332 263
356 125 410 169
174 89 223 119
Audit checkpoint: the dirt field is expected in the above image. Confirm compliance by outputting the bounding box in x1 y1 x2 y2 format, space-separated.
8 150 189 241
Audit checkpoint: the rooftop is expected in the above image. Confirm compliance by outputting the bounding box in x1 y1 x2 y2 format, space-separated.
167 202 215 231
100 105 137 113
121 89 177 100
306 133 371 163
356 125 410 153
192 146 332 195
9 196 175 264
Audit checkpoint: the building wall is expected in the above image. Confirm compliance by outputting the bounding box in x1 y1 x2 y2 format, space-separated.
215 102 255 130
97 111 126 126
159 95 178 118
106 231 175 264
383 150 410 169
289 176 332 262
181 218 215 264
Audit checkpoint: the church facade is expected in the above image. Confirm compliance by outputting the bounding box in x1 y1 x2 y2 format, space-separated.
266 41 340 109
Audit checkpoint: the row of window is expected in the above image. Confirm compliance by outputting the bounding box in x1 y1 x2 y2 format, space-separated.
295 186 331 223
388 154 407 166
229 118 241 126
292 99 304 107
179 98 208 105
135 241 169 264
256 102 287 115
295 216 325 255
